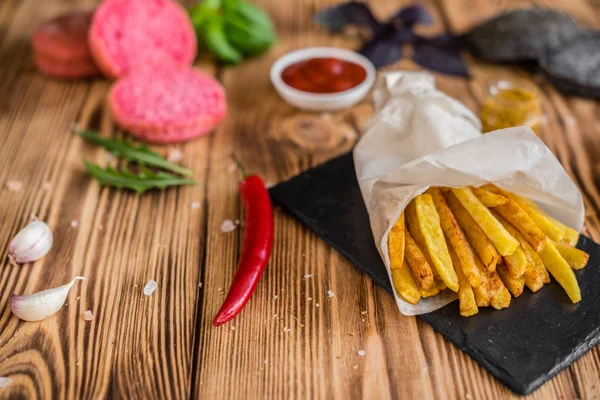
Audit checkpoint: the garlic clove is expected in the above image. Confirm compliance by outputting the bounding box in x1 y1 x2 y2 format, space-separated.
10 276 86 322
8 220 53 264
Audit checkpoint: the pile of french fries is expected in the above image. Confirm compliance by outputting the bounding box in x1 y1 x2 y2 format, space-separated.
388 184 589 316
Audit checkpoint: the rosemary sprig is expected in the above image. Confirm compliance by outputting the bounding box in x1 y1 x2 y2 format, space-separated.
84 161 197 194
78 130 192 176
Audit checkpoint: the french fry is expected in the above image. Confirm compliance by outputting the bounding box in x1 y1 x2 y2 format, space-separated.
451 187 519 256
472 186 509 207
488 269 512 310
538 238 581 303
414 194 459 292
525 270 545 293
554 241 589 270
490 198 546 252
404 228 435 290
406 201 446 289
391 261 421 305
387 213 405 270
487 186 565 242
521 196 579 245
420 285 440 298
446 191 501 272
491 212 534 279
429 188 482 288
497 264 525 297
449 247 478 317
473 256 491 307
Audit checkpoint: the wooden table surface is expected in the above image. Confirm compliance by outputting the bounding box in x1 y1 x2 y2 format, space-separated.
1 0 599 398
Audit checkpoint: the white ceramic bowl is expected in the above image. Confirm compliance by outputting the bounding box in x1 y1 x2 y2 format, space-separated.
270 47 376 112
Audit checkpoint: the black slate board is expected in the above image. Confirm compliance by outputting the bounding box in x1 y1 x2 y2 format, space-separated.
269 152 600 396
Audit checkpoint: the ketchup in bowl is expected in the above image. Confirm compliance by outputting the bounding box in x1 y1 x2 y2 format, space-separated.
281 57 367 94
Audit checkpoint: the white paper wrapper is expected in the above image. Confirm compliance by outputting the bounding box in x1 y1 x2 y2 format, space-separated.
353 71 584 316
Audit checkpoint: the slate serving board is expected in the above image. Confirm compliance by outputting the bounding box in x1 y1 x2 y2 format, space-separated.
269 152 600 396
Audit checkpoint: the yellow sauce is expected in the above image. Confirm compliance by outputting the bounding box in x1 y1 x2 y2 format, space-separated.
479 86 541 134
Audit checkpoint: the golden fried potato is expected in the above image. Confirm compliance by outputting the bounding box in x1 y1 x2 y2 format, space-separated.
472 256 491 307
429 187 482 288
388 213 405 270
406 202 447 291
420 285 440 298
491 212 531 278
491 199 546 252
391 261 421 305
488 268 512 310
451 187 519 256
538 238 581 303
449 247 478 317
554 241 589 270
404 228 435 290
487 186 565 242
520 195 579 245
497 264 525 297
414 194 459 292
446 191 501 272
472 186 509 207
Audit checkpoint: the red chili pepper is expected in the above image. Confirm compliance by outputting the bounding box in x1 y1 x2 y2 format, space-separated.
212 155 274 326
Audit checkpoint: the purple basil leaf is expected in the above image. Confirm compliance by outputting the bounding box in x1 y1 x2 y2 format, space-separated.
412 35 469 77
314 1 381 33
359 27 414 68
359 39 403 68
391 4 433 29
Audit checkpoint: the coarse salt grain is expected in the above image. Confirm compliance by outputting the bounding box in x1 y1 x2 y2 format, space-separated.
273 295 278 300
315 303 320 307
144 279 157 296
273 314 278 318
264 359 268 364
71 220 79 228
283 327 290 332
6 180 23 192
304 274 312 279
198 282 203 288
0 377 11 388
327 290 335 298
167 149 183 163
230 326 236 331
358 350 366 356
191 201 201 210
220 219 237 233
83 310 94 321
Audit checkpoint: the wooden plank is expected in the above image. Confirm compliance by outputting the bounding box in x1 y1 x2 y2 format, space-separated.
0 1 210 398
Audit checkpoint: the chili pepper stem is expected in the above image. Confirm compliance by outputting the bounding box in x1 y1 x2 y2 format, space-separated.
231 153 248 178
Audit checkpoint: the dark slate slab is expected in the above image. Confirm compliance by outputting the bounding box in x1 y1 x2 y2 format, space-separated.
269 152 600 396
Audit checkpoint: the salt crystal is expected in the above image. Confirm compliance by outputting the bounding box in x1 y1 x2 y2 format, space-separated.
42 182 53 190
70 220 79 228
327 290 335 298
220 219 237 233
265 181 276 189
358 350 366 356
5 180 23 192
234 219 240 225
273 314 278 318
144 279 157 296
316 303 320 307
230 326 236 331
198 282 203 288
352 365 359 370
304 274 312 279
273 295 278 300
191 201 201 210
283 327 290 332
263 359 268 364
167 149 183 163
307 297 313 301
83 310 94 321
0 377 12 388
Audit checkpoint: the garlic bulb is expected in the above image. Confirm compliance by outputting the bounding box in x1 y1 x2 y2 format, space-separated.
10 277 86 321
8 220 53 264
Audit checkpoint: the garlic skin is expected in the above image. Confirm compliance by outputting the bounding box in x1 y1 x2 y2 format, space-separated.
10 277 86 322
8 220 53 264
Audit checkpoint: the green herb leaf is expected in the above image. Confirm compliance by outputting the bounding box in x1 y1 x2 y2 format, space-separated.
84 161 197 194
78 130 193 176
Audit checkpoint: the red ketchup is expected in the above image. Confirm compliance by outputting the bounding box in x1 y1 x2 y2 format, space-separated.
281 57 367 94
